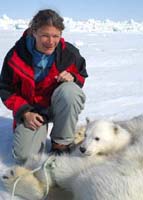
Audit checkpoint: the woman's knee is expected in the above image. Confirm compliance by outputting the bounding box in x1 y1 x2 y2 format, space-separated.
12 139 31 164
52 82 86 106
12 124 47 163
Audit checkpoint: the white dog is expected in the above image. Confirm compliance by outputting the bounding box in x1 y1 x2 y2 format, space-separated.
2 116 136 200
70 135 143 200
44 115 143 200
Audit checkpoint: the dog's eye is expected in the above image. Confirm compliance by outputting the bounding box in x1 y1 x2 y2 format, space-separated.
94 137 100 141
10 170 14 176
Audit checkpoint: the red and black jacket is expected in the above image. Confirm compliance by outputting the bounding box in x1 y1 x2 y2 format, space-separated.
0 31 88 127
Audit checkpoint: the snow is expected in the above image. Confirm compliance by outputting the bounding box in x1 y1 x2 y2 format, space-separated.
0 19 143 199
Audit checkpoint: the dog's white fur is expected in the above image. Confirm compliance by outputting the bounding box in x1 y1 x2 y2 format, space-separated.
1 123 86 200
44 115 143 200
79 119 131 156
71 134 143 200
2 115 143 200
2 166 47 200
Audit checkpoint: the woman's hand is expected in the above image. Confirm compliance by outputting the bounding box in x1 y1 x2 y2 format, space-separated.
55 71 74 82
23 112 44 131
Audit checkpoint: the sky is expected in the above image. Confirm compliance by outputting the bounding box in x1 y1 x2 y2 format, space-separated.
0 0 143 21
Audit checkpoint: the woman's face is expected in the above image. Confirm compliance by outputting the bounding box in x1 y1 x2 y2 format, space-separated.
33 25 62 55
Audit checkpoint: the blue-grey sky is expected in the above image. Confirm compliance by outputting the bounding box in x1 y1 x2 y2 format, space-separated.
0 0 143 21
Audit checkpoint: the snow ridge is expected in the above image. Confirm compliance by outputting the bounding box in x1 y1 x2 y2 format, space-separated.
0 14 143 32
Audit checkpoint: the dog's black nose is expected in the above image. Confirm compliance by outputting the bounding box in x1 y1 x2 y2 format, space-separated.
80 146 86 153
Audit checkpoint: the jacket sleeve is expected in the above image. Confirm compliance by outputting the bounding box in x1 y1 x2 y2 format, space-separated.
66 42 88 88
0 51 32 122
73 51 88 87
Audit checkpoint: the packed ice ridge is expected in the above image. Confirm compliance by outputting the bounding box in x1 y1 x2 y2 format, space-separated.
0 14 143 32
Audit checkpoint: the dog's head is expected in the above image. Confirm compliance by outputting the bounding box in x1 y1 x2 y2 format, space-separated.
79 120 130 157
1 166 48 200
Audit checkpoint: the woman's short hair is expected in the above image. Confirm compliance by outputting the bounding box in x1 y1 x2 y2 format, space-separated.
29 9 65 32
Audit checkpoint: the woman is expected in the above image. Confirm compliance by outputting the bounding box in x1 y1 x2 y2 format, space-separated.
0 9 88 163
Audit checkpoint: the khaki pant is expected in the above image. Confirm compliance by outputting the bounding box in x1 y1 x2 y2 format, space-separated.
12 82 86 163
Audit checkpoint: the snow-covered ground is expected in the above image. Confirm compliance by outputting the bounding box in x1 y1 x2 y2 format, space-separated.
0 29 143 199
